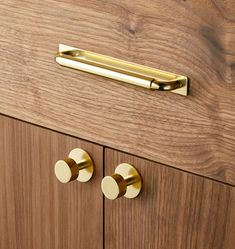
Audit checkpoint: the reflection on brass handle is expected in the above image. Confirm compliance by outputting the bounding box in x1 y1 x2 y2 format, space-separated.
55 44 188 96
101 163 142 200
54 148 94 183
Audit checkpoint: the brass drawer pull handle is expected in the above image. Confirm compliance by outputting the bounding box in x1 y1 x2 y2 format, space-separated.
54 148 94 183
101 163 142 200
55 44 188 96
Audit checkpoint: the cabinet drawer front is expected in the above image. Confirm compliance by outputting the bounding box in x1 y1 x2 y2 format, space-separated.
104 148 235 249
0 1 234 184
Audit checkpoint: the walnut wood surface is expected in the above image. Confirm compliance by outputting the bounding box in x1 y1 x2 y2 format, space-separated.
0 114 103 249
105 148 235 249
0 1 234 184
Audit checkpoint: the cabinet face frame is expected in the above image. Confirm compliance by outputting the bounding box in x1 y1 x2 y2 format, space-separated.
0 115 103 249
104 148 235 249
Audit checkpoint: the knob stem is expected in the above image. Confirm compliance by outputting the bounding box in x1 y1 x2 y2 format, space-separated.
77 159 89 170
124 175 139 186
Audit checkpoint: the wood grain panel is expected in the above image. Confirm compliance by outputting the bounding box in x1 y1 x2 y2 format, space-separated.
0 1 234 184
104 148 235 249
0 114 103 249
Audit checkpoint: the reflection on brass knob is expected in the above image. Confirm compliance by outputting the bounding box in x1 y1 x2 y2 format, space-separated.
55 148 94 183
101 163 142 200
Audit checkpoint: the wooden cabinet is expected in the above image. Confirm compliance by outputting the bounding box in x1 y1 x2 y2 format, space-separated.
0 115 103 249
0 0 234 249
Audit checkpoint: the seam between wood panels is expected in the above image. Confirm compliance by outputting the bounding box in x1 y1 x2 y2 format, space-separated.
1 112 235 188
102 146 105 249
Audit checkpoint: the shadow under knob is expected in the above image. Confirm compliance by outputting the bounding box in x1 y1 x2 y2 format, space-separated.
55 148 94 183
101 163 142 200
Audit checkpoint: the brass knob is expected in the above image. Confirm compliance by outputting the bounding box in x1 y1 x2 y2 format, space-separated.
54 148 94 183
101 163 142 200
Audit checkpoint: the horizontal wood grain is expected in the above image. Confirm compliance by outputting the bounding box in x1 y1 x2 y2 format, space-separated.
105 148 235 249
0 114 103 249
0 1 234 184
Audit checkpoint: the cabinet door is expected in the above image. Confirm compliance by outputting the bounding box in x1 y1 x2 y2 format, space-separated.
0 115 103 249
104 148 235 249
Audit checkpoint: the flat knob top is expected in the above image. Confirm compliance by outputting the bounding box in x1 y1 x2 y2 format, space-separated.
101 174 127 200
54 158 78 183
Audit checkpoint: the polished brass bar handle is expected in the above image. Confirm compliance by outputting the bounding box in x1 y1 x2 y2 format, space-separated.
55 44 188 96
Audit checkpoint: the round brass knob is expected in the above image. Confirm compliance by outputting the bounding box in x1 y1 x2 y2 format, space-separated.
54 148 94 183
101 163 142 200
